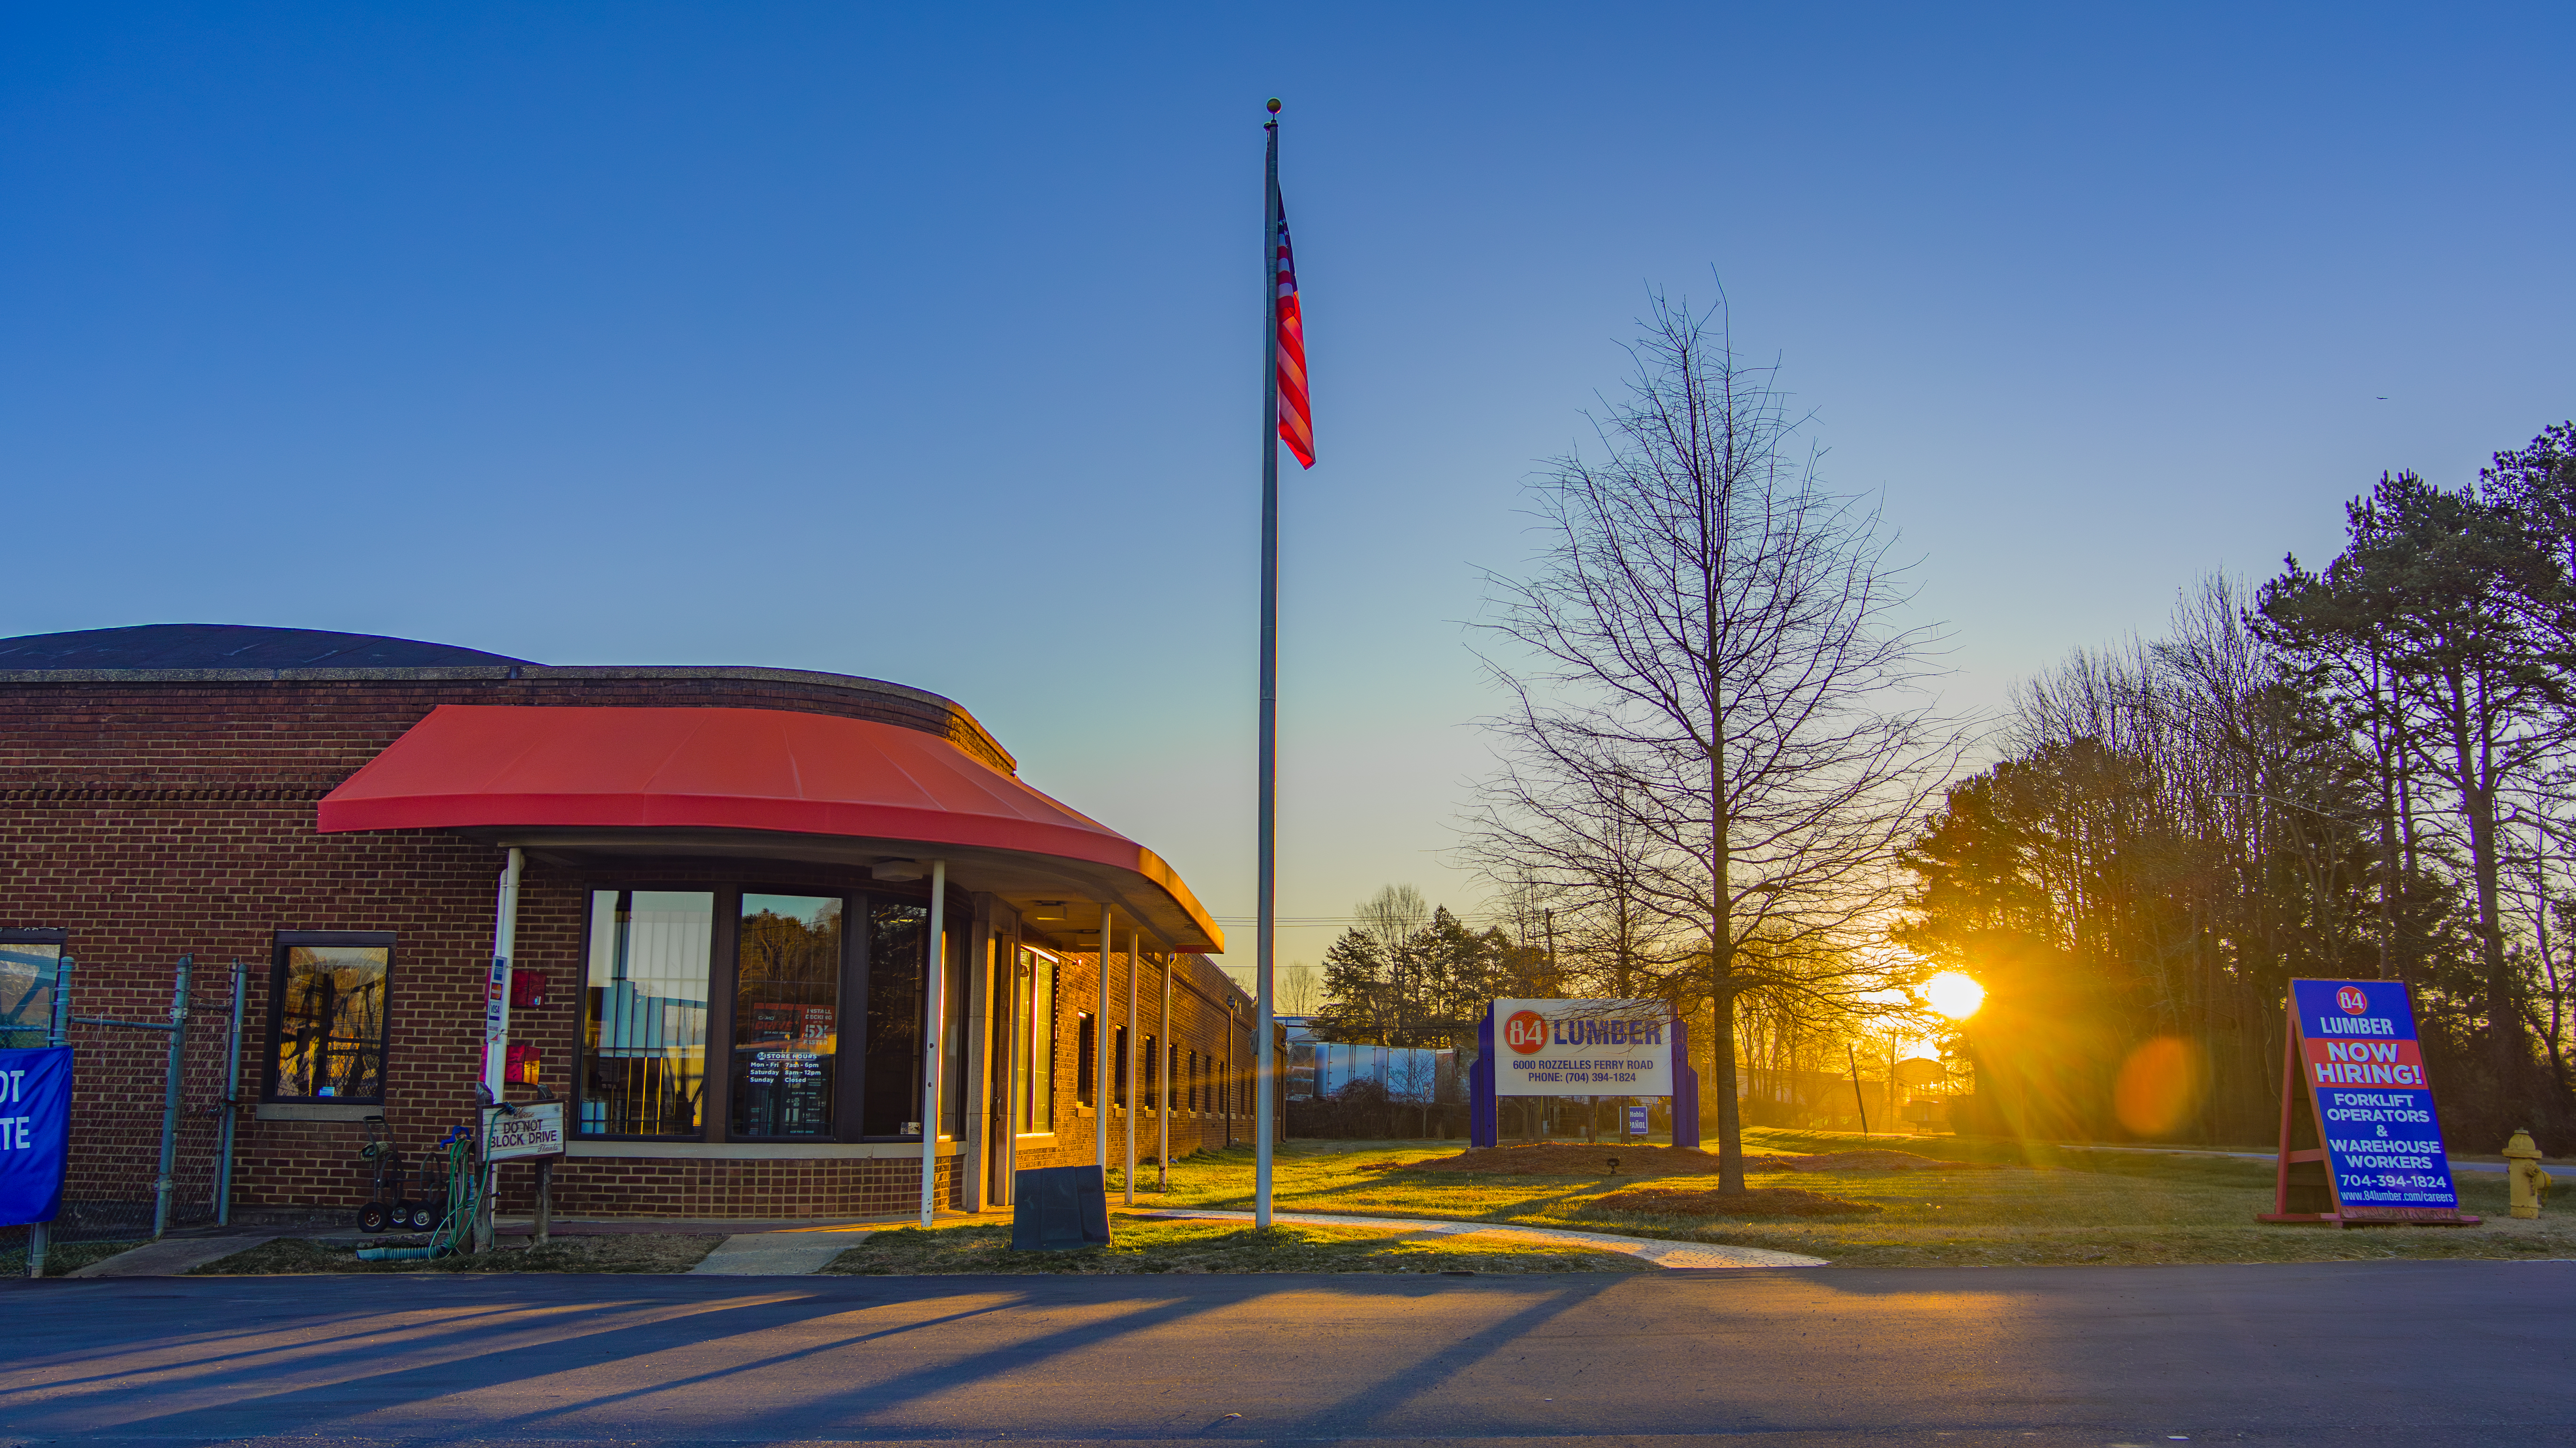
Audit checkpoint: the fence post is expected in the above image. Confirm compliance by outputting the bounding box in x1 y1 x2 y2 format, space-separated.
215 961 245 1226
26 955 72 1279
153 956 191 1240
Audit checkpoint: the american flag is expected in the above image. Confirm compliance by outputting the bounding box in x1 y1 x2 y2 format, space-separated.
1274 198 1313 468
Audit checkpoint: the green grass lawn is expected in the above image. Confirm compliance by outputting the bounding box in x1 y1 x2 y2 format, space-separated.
191 1232 723 1274
1100 1131 2576 1268
0 1238 146 1277
823 1217 1650 1275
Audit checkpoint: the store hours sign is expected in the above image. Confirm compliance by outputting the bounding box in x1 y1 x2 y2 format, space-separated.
1492 999 1673 1097
2285 978 2463 1221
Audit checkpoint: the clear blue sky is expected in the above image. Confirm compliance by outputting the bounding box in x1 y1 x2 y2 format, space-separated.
6 5 2570 966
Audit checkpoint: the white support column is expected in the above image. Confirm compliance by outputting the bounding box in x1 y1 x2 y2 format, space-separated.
920 860 948 1229
1124 925 1138 1206
481 847 523 1102
476 847 523 1253
1158 946 1171 1191
1095 904 1113 1180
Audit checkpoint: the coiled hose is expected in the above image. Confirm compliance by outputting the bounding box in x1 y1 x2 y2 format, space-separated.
356 1126 483 1262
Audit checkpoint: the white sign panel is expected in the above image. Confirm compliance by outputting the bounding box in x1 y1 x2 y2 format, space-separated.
1492 998 1674 1097
483 1101 564 1162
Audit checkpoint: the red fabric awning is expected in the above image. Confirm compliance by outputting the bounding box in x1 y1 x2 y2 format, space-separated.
317 704 1220 951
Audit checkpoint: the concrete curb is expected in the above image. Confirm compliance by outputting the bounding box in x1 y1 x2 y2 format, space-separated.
64 1234 277 1278
1130 1208 1828 1269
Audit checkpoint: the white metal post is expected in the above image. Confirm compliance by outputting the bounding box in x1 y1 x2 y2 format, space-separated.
1158 947 1171 1191
1095 904 1113 1183
920 860 947 1228
477 847 522 1253
1124 925 1138 1205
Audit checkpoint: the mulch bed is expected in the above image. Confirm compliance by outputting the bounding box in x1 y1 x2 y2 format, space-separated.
1753 1150 2006 1173
1588 1184 1883 1217
1382 1143 1989 1178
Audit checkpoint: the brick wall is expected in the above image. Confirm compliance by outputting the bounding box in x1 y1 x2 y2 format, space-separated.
2 670 1025 1216
0 668 1236 1224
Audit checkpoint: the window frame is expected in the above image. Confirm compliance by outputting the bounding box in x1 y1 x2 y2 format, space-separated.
731 888 852 1143
1075 1011 1096 1109
0 928 67 1049
1009 944 1059 1139
263 930 396 1106
574 884 724 1142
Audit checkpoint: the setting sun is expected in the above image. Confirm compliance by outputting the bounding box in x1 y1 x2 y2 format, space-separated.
1924 971 1986 1020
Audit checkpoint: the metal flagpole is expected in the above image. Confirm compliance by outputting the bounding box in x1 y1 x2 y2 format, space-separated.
1254 97 1282 1230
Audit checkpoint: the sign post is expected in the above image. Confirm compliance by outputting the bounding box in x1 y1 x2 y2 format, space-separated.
2258 978 2477 1227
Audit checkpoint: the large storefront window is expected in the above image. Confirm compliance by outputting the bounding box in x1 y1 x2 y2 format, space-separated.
733 893 841 1138
574 883 968 1143
862 902 925 1137
266 932 393 1102
582 890 713 1137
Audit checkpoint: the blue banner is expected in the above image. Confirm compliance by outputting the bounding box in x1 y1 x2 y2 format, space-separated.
2288 979 2458 1215
0 1047 72 1225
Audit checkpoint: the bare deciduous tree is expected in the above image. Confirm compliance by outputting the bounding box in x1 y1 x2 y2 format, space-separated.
1278 962 1320 1016
1466 294 1964 1190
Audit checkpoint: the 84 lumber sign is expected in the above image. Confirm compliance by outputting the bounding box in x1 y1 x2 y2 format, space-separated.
2260 979 2474 1226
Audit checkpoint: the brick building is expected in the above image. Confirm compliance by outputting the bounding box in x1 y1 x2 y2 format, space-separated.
0 623 1248 1225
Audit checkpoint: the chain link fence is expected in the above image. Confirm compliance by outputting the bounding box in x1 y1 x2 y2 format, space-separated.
6 955 247 1250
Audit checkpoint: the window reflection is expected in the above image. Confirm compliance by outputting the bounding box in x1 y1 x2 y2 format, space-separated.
1011 947 1056 1136
733 893 841 1138
0 937 60 1050
272 945 388 1101
864 903 925 1137
582 890 711 1136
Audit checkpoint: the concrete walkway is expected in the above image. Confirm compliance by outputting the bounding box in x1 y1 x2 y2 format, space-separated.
687 1225 893 1275
63 1234 276 1278
1128 1207 1827 1268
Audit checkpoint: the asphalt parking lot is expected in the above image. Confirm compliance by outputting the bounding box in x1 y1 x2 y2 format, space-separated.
2 1260 2571 1448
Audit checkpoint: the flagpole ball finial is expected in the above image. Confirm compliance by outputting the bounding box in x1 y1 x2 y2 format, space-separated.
1267 98 1281 114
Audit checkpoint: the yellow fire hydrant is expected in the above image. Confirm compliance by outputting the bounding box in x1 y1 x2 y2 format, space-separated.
2504 1129 2552 1220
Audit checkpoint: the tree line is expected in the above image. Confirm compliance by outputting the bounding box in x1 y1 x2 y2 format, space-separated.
1905 431 2576 1148
1433 288 2576 1173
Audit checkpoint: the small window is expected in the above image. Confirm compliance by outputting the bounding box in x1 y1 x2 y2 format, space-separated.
0 929 66 1049
1076 1012 1095 1107
266 932 394 1103
1114 1026 1129 1108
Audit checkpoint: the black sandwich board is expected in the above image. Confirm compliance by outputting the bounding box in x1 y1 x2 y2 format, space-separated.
1011 1164 1112 1251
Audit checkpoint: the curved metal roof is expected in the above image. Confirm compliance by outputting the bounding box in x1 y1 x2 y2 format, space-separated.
0 623 534 670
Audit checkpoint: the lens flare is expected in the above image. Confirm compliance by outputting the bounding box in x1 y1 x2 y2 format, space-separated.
2112 1036 2207 1138
1923 971 1984 1020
